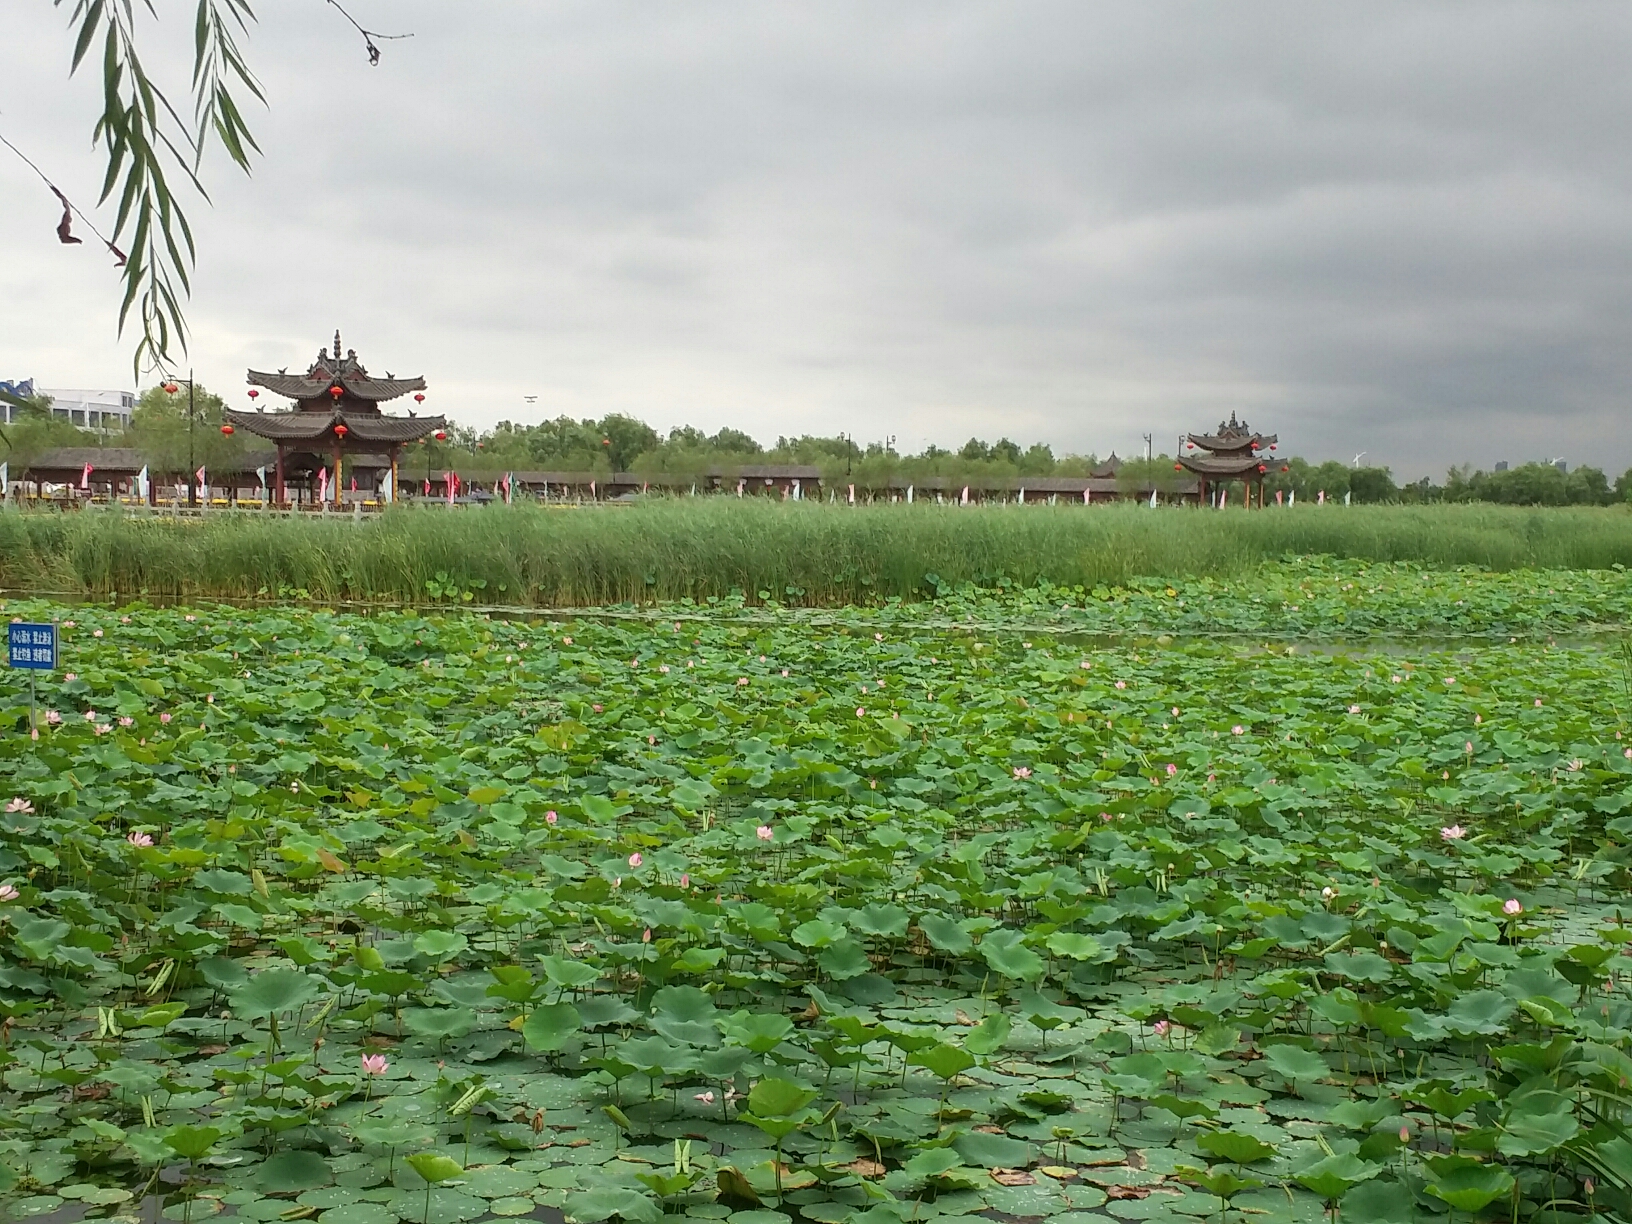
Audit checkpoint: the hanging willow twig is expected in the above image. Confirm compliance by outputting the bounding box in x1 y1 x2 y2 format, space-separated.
46 1 411 379
53 0 264 377
324 0 414 66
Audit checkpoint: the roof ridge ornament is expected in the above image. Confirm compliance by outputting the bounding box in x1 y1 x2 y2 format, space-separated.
334 330 342 360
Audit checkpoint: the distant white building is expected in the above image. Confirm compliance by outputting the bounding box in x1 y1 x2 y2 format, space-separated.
37 388 136 433
0 379 36 422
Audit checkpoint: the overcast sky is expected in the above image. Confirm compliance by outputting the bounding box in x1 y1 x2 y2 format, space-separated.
4 3 1632 478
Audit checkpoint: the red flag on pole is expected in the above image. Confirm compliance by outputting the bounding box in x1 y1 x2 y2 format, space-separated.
80 463 93 489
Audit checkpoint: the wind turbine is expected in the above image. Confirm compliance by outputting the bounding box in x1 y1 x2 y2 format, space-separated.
1352 452 1367 468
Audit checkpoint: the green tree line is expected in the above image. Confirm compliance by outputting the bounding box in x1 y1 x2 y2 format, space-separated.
8 387 1630 506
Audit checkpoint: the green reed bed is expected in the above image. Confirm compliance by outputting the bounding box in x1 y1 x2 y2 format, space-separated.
3 500 1632 606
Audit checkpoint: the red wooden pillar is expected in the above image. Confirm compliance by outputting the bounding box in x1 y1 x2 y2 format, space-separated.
275 444 286 507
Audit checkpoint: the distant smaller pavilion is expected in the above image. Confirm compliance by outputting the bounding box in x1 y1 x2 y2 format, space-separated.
226 333 446 505
1179 413 1280 508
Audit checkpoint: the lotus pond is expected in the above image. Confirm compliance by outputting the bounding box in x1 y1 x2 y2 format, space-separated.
3 561 1632 1224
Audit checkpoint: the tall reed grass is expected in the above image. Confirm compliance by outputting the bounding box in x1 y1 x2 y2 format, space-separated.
1 500 1629 606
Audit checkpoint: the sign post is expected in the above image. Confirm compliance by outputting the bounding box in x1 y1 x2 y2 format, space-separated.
8 622 57 736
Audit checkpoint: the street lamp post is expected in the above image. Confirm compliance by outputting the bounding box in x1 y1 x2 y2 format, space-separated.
162 370 198 507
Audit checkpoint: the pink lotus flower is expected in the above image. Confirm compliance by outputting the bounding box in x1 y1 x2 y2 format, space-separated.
736 677 749 686
659 665 670 674
1348 704 1361 714
0 884 19 903
592 703 603 713
628 852 643 868
5 797 32 814
1100 812 1113 822
680 873 690 889
1465 741 1473 753
1321 886 1336 900
127 831 154 848
64 673 76 682
1535 699 1543 707
1443 676 1455 685
1114 680 1127 690
1079 660 1091 670
1390 674 1401 684
756 825 774 841
546 810 559 825
781 669 789 677
84 710 96 721
1474 714 1482 724
1440 824 1466 841
1152 1020 1170 1037
160 713 171 723
62 621 75 629
613 877 621 888
694 1091 715 1104
45 711 61 725
184 614 196 622
1013 766 1031 779
291 781 300 793
1503 898 1523 916
874 633 883 642
93 629 103 638
1399 1126 1411 1144
1172 707 1180 716
121 616 130 623
642 927 652 943
1231 725 1244 735
94 724 111 735
1569 759 1584 771
119 716 134 727
1165 763 1177 777
856 706 865 717
360 1054 389 1075
562 636 572 645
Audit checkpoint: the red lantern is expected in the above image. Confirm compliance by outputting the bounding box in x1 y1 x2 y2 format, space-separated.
602 438 611 446
434 430 447 441
247 389 259 401
163 382 179 395
414 393 425 404
1173 462 1183 471
1280 465 1289 473
334 423 349 438
1257 464 1267 474
220 424 234 436
329 385 344 399
1269 444 1277 451
1185 442 1194 449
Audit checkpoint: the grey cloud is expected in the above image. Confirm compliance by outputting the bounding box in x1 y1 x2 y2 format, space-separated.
4 2 1632 477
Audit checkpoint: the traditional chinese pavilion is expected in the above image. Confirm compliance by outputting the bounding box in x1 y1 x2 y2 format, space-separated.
1178 413 1280 508
225 333 445 505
